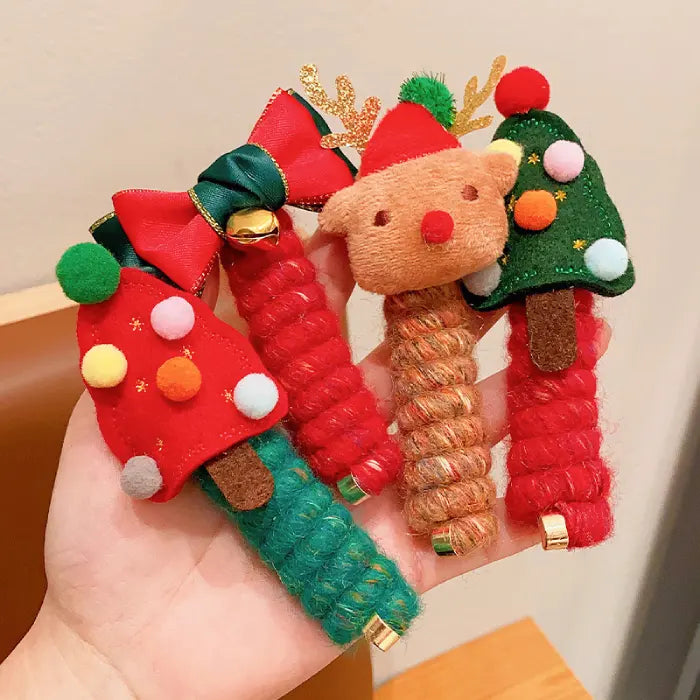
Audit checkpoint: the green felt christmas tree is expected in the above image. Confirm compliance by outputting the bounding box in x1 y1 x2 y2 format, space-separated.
458 68 635 549
462 67 634 315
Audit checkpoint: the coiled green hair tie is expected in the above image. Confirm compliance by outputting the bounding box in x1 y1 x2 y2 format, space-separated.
195 429 420 646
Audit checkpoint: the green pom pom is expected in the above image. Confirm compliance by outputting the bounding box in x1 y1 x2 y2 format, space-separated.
399 75 456 129
56 243 121 303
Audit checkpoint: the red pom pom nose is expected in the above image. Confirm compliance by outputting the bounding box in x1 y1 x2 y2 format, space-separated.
421 210 454 244
495 67 550 117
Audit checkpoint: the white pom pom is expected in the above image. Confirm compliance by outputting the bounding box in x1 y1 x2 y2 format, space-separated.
233 373 279 420
584 238 629 281
121 456 163 499
150 296 195 340
462 261 502 296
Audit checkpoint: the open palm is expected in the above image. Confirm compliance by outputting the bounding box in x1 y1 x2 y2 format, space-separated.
34 230 608 699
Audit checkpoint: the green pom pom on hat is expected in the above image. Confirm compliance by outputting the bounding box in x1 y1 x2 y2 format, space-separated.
359 72 461 177
399 75 456 129
56 243 121 303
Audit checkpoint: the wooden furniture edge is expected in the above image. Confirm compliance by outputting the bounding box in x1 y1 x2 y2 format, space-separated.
374 617 591 699
0 282 75 326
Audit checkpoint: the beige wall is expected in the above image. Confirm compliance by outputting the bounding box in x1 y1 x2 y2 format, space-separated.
2 0 699 697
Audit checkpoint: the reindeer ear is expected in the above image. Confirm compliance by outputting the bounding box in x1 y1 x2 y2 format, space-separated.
318 187 354 237
482 148 520 196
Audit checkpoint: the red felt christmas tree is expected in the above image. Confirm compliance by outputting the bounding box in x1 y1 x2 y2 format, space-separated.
58 243 287 503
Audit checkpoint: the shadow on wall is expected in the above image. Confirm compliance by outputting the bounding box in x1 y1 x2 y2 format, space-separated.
611 380 700 700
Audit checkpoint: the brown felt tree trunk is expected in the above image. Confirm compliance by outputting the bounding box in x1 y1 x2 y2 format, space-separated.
204 441 274 511
524 288 577 372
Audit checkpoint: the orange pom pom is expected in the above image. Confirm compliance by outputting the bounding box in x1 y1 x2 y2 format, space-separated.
156 357 202 402
513 190 557 231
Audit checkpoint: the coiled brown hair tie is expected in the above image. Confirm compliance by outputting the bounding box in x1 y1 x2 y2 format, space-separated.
385 284 497 554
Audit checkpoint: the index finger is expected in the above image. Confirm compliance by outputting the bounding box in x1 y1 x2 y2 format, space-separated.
304 227 355 318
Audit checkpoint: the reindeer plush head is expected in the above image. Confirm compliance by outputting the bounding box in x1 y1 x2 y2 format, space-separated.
308 59 520 296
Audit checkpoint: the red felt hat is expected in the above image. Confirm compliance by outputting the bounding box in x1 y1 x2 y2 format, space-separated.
359 102 460 178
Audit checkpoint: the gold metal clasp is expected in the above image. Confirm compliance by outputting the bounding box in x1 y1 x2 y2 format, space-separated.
225 208 280 247
363 613 401 652
337 474 370 505
538 513 569 550
431 525 457 556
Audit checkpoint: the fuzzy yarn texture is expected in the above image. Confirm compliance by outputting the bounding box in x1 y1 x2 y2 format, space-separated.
194 429 420 644
505 290 613 547
385 283 497 554
223 210 403 496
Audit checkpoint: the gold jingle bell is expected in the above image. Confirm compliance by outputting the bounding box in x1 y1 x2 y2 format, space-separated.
225 208 280 247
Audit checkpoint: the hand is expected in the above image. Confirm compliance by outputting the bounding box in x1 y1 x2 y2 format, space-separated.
0 230 610 700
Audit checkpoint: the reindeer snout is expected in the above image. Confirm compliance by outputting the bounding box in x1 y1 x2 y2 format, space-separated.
421 210 454 244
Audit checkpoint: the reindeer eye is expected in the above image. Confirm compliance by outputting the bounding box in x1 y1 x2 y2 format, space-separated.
462 185 479 201
374 210 391 226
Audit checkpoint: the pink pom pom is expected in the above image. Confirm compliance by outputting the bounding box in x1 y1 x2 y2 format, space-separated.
150 296 195 340
543 140 585 183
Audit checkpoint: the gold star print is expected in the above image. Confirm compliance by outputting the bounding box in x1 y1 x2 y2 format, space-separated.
156 438 164 452
507 194 516 212
135 379 148 393
181 346 193 359
573 239 587 251
130 317 143 331
223 389 235 404
554 190 567 201
527 153 540 165
500 254 509 266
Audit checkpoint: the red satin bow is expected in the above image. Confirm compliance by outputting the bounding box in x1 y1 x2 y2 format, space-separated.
111 90 355 292
114 190 219 293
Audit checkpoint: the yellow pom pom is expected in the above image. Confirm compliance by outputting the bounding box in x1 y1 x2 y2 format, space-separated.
487 138 523 167
81 344 128 388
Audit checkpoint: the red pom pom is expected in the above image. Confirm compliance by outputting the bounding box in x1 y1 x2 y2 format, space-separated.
495 67 550 117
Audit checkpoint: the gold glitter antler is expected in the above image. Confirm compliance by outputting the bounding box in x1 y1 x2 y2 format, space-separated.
450 55 507 137
299 64 381 153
